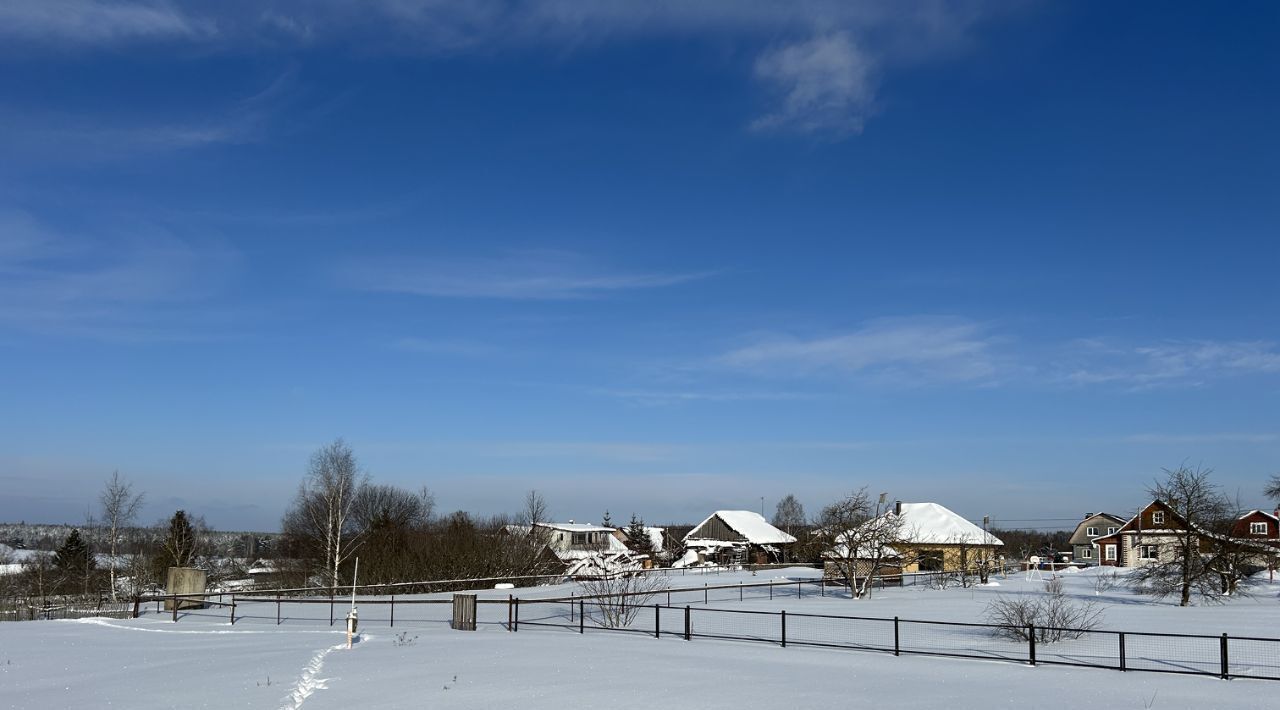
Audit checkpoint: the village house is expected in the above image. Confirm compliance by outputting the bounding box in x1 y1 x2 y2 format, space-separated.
1093 501 1280 568
1067 512 1124 565
504 521 645 576
824 501 1004 580
681 511 796 565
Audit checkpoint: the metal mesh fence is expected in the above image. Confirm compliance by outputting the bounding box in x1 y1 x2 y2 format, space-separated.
1228 636 1280 680
1123 632 1222 676
1034 629 1121 670
119 580 1280 685
784 612 894 652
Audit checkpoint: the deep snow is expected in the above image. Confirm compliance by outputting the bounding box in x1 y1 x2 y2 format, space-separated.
3 566 1277 709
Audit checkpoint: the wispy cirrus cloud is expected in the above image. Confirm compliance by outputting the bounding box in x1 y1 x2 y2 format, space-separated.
343 250 713 300
720 316 1006 384
0 208 240 340
1061 338 1280 388
1 67 305 161
0 0 213 45
0 1 1012 139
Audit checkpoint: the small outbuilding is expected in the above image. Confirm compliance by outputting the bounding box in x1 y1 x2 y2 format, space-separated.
682 510 796 565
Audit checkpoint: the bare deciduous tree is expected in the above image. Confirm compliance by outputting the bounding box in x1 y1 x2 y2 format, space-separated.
1127 465 1232 607
283 439 369 591
772 494 805 537
1265 474 1280 503
521 489 548 527
99 471 144 601
815 490 906 599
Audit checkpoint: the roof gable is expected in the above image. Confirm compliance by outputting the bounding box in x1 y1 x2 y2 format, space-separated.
684 510 796 545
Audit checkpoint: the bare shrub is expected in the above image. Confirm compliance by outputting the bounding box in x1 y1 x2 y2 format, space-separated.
578 573 669 629
986 578 1104 643
1091 568 1120 595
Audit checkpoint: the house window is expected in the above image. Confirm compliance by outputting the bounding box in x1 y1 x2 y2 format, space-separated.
1152 511 1165 525
1107 527 1118 535
1138 544 1158 560
1104 545 1117 561
1086 526 1098 536
1081 547 1094 559
918 550 944 572
1250 522 1268 535
571 532 590 545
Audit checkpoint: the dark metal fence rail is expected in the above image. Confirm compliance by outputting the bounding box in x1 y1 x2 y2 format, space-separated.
511 597 1280 683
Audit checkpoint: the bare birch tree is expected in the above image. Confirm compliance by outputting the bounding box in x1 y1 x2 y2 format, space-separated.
99 471 144 601
283 439 368 591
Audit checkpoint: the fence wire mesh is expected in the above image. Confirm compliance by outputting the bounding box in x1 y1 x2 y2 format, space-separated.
1123 632 1222 676
1228 636 1280 680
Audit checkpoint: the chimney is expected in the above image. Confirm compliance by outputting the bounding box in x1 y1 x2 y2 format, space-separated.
568 519 574 524
1084 512 1093 520
895 500 902 516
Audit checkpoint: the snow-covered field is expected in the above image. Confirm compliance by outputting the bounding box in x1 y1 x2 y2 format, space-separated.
3 567 1278 709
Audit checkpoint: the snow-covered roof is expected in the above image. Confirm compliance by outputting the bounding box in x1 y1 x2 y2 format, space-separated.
535 522 616 533
685 510 797 545
892 502 1004 546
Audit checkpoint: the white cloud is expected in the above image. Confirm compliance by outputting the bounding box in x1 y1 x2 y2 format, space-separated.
0 2 1006 139
0 209 240 340
749 32 876 136
343 250 712 300
0 0 212 44
1061 339 1280 388
721 316 1003 384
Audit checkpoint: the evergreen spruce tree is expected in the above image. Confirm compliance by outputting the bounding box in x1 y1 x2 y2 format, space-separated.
601 510 612 528
626 514 653 555
54 529 94 575
53 528 95 595
161 510 200 568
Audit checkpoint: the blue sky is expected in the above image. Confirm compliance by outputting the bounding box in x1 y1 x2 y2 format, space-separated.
1 1 1277 532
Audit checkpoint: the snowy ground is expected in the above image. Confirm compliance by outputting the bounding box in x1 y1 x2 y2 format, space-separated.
3 567 1278 709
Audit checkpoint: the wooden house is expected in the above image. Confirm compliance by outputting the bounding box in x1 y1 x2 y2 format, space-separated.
682 511 796 565
1067 512 1124 565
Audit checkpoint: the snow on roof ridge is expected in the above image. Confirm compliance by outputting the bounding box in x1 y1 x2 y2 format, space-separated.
684 510 797 545
894 502 1004 546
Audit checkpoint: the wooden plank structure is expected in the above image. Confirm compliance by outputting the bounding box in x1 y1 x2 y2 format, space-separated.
452 592 477 631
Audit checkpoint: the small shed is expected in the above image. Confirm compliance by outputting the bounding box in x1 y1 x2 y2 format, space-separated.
683 511 797 565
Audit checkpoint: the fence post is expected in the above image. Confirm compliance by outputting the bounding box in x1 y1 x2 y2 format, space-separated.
514 598 519 632
781 610 787 648
1028 624 1036 666
570 593 574 623
894 616 900 656
770 582 773 601
329 592 334 627
132 597 140 619
684 605 691 640
230 595 236 625
277 596 281 625
655 604 660 638
171 595 177 623
798 580 802 598
740 582 743 602
390 594 395 628
1221 633 1229 680
667 589 671 606
704 583 707 605
579 599 585 634
1118 632 1126 672
507 594 513 631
